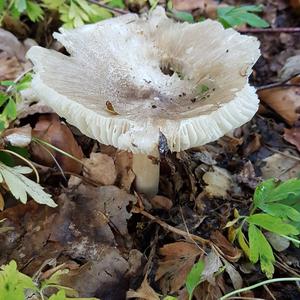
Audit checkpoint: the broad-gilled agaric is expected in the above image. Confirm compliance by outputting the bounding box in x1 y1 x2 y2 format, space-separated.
27 7 260 197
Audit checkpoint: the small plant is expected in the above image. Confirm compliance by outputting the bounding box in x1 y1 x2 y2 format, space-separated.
226 178 300 278
0 260 99 300
217 5 269 29
0 0 123 28
0 73 57 208
185 260 205 300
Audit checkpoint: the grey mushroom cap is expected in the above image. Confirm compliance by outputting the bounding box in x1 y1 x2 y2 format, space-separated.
27 6 260 154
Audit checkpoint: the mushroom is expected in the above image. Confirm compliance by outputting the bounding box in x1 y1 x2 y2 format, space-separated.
27 7 260 197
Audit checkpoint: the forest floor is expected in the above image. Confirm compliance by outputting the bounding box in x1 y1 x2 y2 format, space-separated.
0 0 300 300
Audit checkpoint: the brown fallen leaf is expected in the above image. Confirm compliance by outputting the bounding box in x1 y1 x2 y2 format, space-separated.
283 127 300 151
0 28 26 61
155 242 203 294
173 0 205 10
150 195 173 210
210 231 241 262
127 278 160 300
83 152 117 185
258 83 300 126
243 133 262 156
114 150 135 191
261 152 300 180
31 114 83 174
0 56 23 81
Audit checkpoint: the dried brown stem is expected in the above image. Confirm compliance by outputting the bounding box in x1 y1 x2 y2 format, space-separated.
88 0 127 14
239 27 300 34
136 209 210 245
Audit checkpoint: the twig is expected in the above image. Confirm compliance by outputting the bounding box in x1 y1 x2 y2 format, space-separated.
238 27 300 34
264 284 276 300
256 72 300 91
88 0 127 14
135 208 210 245
220 278 300 300
265 147 300 162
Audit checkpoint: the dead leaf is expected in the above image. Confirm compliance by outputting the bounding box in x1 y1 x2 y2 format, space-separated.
193 275 225 300
60 248 131 299
150 195 173 210
261 152 300 180
127 278 160 300
83 152 117 185
235 161 261 190
31 114 83 173
283 127 300 151
265 232 290 252
224 261 243 290
258 85 300 125
0 56 23 81
280 54 300 80
173 0 205 10
201 251 223 284
0 28 26 61
203 166 232 198
211 231 241 262
243 133 262 156
155 242 203 294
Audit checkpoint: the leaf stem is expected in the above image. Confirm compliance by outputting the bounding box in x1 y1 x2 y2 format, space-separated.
220 277 300 300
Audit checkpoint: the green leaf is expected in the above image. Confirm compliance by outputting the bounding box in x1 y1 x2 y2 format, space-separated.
173 10 194 23
107 0 125 8
248 224 275 278
89 5 112 23
247 214 299 236
42 0 64 10
0 92 9 107
0 80 16 86
0 0 5 12
0 162 57 207
259 203 300 222
253 178 277 207
217 5 268 29
3 98 17 120
0 260 36 300
49 290 67 300
237 229 250 258
268 178 300 203
13 0 27 12
186 260 205 300
26 1 44 22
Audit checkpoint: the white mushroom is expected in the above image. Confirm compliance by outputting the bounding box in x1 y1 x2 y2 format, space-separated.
27 7 260 197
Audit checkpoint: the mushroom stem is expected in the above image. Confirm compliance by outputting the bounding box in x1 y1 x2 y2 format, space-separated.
132 148 160 197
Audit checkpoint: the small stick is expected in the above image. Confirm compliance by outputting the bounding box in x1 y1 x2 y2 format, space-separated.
238 27 300 34
134 208 210 245
88 0 127 14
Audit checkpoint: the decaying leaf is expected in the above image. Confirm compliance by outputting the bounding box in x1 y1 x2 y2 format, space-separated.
150 195 173 210
0 56 23 81
280 54 300 80
155 242 203 294
31 114 83 173
202 166 232 198
84 152 117 186
258 83 300 126
283 127 300 152
127 278 160 300
210 231 242 262
261 152 300 180
114 150 135 191
265 232 290 252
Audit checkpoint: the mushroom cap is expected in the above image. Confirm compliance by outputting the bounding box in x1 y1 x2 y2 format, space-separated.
27 7 260 154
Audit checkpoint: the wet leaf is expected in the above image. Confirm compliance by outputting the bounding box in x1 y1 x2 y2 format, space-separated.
127 278 160 300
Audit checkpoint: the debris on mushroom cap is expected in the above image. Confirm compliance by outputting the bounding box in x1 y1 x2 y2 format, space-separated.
26 6 260 154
